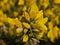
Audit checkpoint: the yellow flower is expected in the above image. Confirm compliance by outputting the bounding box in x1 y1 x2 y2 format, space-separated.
35 10 43 20
2 14 8 22
24 12 30 21
54 16 59 25
0 10 8 22
9 25 15 29
24 29 28 34
0 10 4 15
53 26 60 38
37 32 44 39
32 21 47 31
31 10 48 30
26 0 36 6
29 3 38 19
14 18 22 27
40 24 48 31
35 18 48 30
8 18 15 25
47 26 60 42
47 29 55 42
48 22 53 30
18 0 24 5
54 0 60 4
22 22 30 28
13 11 19 17
16 28 23 34
23 6 27 11
42 0 49 8
46 10 55 18
23 35 28 42
3 0 8 3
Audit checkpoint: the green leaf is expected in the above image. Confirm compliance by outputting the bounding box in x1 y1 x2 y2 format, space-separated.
29 39 34 45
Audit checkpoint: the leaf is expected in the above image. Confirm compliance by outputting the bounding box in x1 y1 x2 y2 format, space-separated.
29 39 34 45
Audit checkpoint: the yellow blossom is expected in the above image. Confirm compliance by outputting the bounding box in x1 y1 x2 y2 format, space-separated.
23 6 27 11
35 10 43 20
29 3 38 19
24 29 28 34
13 11 19 17
37 32 44 39
54 16 59 24
46 10 55 18
14 18 22 27
3 0 8 3
23 35 28 42
24 12 30 21
26 0 36 6
0 10 4 15
16 28 23 34
48 22 53 30
43 0 49 8
54 0 60 4
47 26 60 42
18 0 24 5
7 18 15 25
47 29 55 42
22 22 30 28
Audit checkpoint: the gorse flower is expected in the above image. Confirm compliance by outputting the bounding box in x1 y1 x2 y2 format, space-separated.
23 34 28 42
0 0 60 45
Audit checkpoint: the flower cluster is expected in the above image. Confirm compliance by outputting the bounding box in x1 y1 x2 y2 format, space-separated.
0 0 60 45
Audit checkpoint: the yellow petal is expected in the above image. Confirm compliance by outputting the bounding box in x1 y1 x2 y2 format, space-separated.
35 10 43 20
47 30 55 42
37 32 44 39
42 17 48 24
53 26 59 39
55 16 59 24
48 22 53 30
